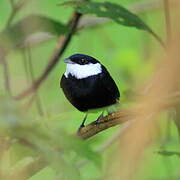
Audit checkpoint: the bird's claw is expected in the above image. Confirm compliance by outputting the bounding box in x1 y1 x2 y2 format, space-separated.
95 114 103 125
77 125 84 135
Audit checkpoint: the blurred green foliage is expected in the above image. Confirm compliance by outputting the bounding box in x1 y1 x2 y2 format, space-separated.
0 0 180 179
0 15 68 52
60 1 152 31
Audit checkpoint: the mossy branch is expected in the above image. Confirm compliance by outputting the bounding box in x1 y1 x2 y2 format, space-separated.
77 109 134 139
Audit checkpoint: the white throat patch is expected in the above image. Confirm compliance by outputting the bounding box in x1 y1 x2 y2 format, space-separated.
64 63 102 79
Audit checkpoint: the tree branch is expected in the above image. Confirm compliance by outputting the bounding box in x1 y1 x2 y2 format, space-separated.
6 0 30 27
77 109 134 140
77 91 180 139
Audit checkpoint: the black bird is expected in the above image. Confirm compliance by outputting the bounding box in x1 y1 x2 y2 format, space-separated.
60 54 120 130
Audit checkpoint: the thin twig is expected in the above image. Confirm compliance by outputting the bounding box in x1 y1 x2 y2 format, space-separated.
163 0 172 43
14 12 82 100
1 0 19 96
23 94 37 110
6 0 30 27
1 0 30 97
9 0 15 8
1 57 12 96
26 45 44 115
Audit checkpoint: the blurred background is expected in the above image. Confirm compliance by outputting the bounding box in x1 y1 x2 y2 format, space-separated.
0 0 180 179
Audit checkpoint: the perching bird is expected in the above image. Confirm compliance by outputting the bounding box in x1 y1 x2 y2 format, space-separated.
60 54 120 130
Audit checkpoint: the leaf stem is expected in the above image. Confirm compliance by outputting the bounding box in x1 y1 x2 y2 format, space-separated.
148 28 166 49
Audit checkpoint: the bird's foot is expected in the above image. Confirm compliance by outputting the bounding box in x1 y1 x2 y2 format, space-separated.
107 110 113 116
77 113 88 135
95 113 104 125
77 124 85 135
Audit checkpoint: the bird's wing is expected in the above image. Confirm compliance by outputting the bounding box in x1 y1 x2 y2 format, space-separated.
60 74 65 89
100 66 120 100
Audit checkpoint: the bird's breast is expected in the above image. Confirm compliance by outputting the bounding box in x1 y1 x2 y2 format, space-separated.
64 63 102 79
67 75 99 96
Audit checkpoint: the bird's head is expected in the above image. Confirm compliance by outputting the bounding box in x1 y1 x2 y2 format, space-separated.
63 54 102 79
64 54 99 65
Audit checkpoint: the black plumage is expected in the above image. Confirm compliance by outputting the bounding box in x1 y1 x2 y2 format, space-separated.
60 54 120 128
60 66 120 112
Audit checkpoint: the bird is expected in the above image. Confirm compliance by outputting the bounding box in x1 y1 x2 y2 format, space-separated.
60 54 120 131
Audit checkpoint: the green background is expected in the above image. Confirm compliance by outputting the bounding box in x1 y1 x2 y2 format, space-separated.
0 0 179 179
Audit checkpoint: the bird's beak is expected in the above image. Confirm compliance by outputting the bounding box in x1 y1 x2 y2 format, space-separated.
64 58 74 64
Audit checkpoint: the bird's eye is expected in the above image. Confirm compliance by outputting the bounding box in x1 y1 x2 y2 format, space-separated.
81 59 88 64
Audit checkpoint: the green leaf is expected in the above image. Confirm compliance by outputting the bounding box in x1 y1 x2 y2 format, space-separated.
157 150 180 158
60 1 152 32
0 15 68 51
